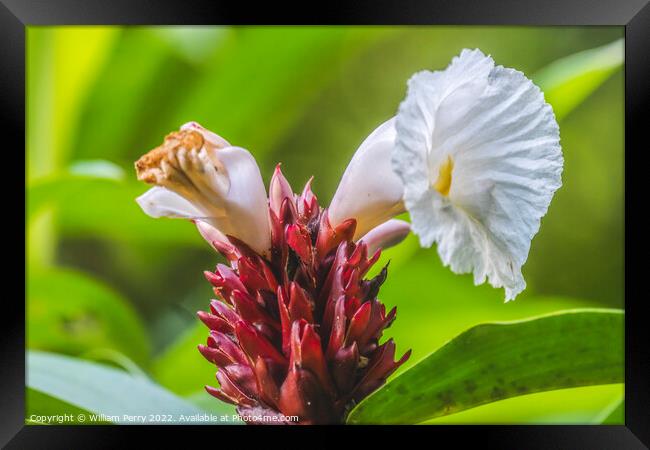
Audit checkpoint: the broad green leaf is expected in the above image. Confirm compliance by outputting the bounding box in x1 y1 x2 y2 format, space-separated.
27 351 216 424
27 388 101 425
28 268 150 366
346 309 623 424
422 384 623 424
600 398 624 424
534 38 623 121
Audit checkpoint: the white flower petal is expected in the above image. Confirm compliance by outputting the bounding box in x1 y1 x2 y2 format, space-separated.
216 146 271 254
195 219 230 248
393 49 563 301
329 118 405 239
358 219 411 255
136 186 207 219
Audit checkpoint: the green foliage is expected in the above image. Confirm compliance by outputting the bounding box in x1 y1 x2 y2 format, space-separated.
28 351 211 424
347 310 623 424
28 268 150 366
534 38 623 121
423 384 623 424
26 389 97 424
600 398 624 424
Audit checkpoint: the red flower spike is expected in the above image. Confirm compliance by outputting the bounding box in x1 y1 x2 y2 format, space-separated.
206 331 248 366
346 301 372 344
237 258 272 293
326 296 348 359
230 290 279 332
197 311 233 334
253 356 281 407
288 282 314 323
286 224 313 263
235 321 287 367
208 300 241 330
331 342 360 393
199 171 409 424
205 384 238 405
210 239 239 263
269 164 294 216
297 323 335 396
198 344 232 367
315 212 357 259
216 368 257 407
221 364 258 399
297 177 319 222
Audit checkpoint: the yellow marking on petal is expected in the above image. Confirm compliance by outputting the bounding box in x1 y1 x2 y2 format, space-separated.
433 155 454 197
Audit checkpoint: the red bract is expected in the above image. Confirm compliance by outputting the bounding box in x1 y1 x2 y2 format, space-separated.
198 165 410 424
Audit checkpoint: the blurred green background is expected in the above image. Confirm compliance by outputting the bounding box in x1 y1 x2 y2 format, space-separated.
26 26 624 423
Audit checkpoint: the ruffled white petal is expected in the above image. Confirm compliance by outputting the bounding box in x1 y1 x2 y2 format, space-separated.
329 118 405 239
393 49 563 301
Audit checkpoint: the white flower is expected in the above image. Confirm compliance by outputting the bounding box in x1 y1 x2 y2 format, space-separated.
392 49 563 301
329 118 406 239
135 122 271 256
358 219 411 255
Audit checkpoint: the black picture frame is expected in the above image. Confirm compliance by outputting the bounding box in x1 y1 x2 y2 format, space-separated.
3 0 648 447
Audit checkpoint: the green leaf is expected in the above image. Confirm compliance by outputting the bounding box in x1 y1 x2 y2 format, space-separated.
422 384 623 424
346 309 623 424
27 351 216 424
27 388 97 424
600 398 624 424
534 38 623 121
28 268 150 366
